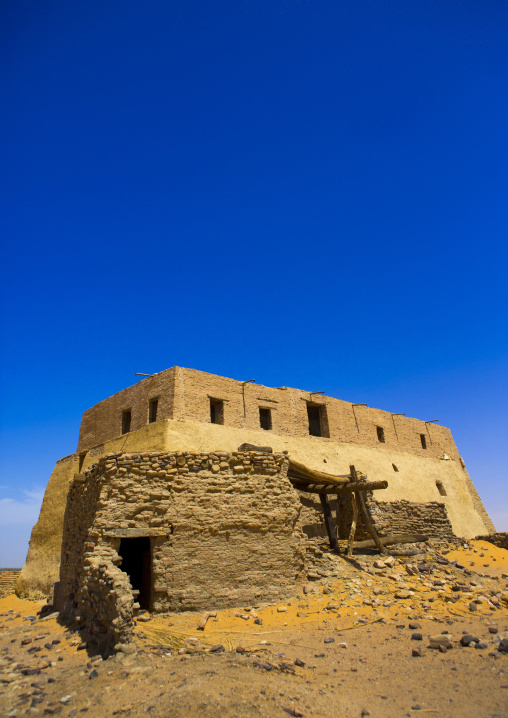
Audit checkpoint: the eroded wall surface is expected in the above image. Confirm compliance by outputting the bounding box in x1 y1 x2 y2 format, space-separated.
55 450 306 652
19 413 495 598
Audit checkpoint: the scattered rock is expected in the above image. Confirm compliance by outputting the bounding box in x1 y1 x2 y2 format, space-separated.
208 645 225 653
498 639 508 653
411 648 422 657
428 634 453 650
411 633 423 641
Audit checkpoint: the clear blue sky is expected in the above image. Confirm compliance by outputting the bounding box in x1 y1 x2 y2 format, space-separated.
1 1 507 566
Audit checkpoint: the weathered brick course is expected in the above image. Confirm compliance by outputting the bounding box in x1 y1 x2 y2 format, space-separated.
77 367 460 463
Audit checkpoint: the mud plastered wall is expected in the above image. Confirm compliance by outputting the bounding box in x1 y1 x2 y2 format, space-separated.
55 450 306 651
77 367 460 464
337 492 455 541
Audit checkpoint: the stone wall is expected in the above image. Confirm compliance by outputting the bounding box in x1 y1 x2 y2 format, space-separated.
0 570 21 598
55 450 306 652
337 492 455 541
474 532 508 550
77 367 460 464
297 492 339 539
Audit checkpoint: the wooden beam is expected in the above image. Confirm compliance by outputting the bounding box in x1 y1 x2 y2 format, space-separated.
287 460 351 486
319 493 340 554
352 533 429 549
291 479 388 495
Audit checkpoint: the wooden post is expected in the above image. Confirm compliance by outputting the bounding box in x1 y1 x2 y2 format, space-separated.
349 463 387 555
346 492 358 557
355 490 387 555
319 493 340 554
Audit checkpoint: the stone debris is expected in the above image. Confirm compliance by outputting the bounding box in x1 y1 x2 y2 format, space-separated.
429 634 453 649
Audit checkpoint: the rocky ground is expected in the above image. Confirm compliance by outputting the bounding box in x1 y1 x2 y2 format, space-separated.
1 539 507 718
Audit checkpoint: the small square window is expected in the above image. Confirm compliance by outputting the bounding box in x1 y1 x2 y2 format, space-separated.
259 408 272 430
121 410 131 435
376 426 385 443
420 433 427 449
148 398 158 423
436 481 447 496
210 398 224 425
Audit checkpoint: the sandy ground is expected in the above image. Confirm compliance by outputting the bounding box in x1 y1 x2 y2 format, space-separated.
1 540 507 718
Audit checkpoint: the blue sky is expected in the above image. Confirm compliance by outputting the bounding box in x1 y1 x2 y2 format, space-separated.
0 0 507 566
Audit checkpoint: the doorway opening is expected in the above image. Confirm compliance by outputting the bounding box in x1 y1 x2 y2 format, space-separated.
210 398 224 425
118 537 152 611
259 407 272 430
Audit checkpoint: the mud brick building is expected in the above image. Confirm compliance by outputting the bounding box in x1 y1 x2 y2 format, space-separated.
19 367 495 622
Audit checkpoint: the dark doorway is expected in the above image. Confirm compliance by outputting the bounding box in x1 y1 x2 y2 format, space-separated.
118 537 151 610
210 398 224 424
121 410 131 435
259 407 272 430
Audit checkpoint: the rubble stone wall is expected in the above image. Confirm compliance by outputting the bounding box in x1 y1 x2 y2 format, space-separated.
474 532 508 550
337 493 455 541
55 450 306 652
298 492 339 539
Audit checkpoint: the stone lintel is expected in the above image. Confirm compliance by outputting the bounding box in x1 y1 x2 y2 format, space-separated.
103 528 170 538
